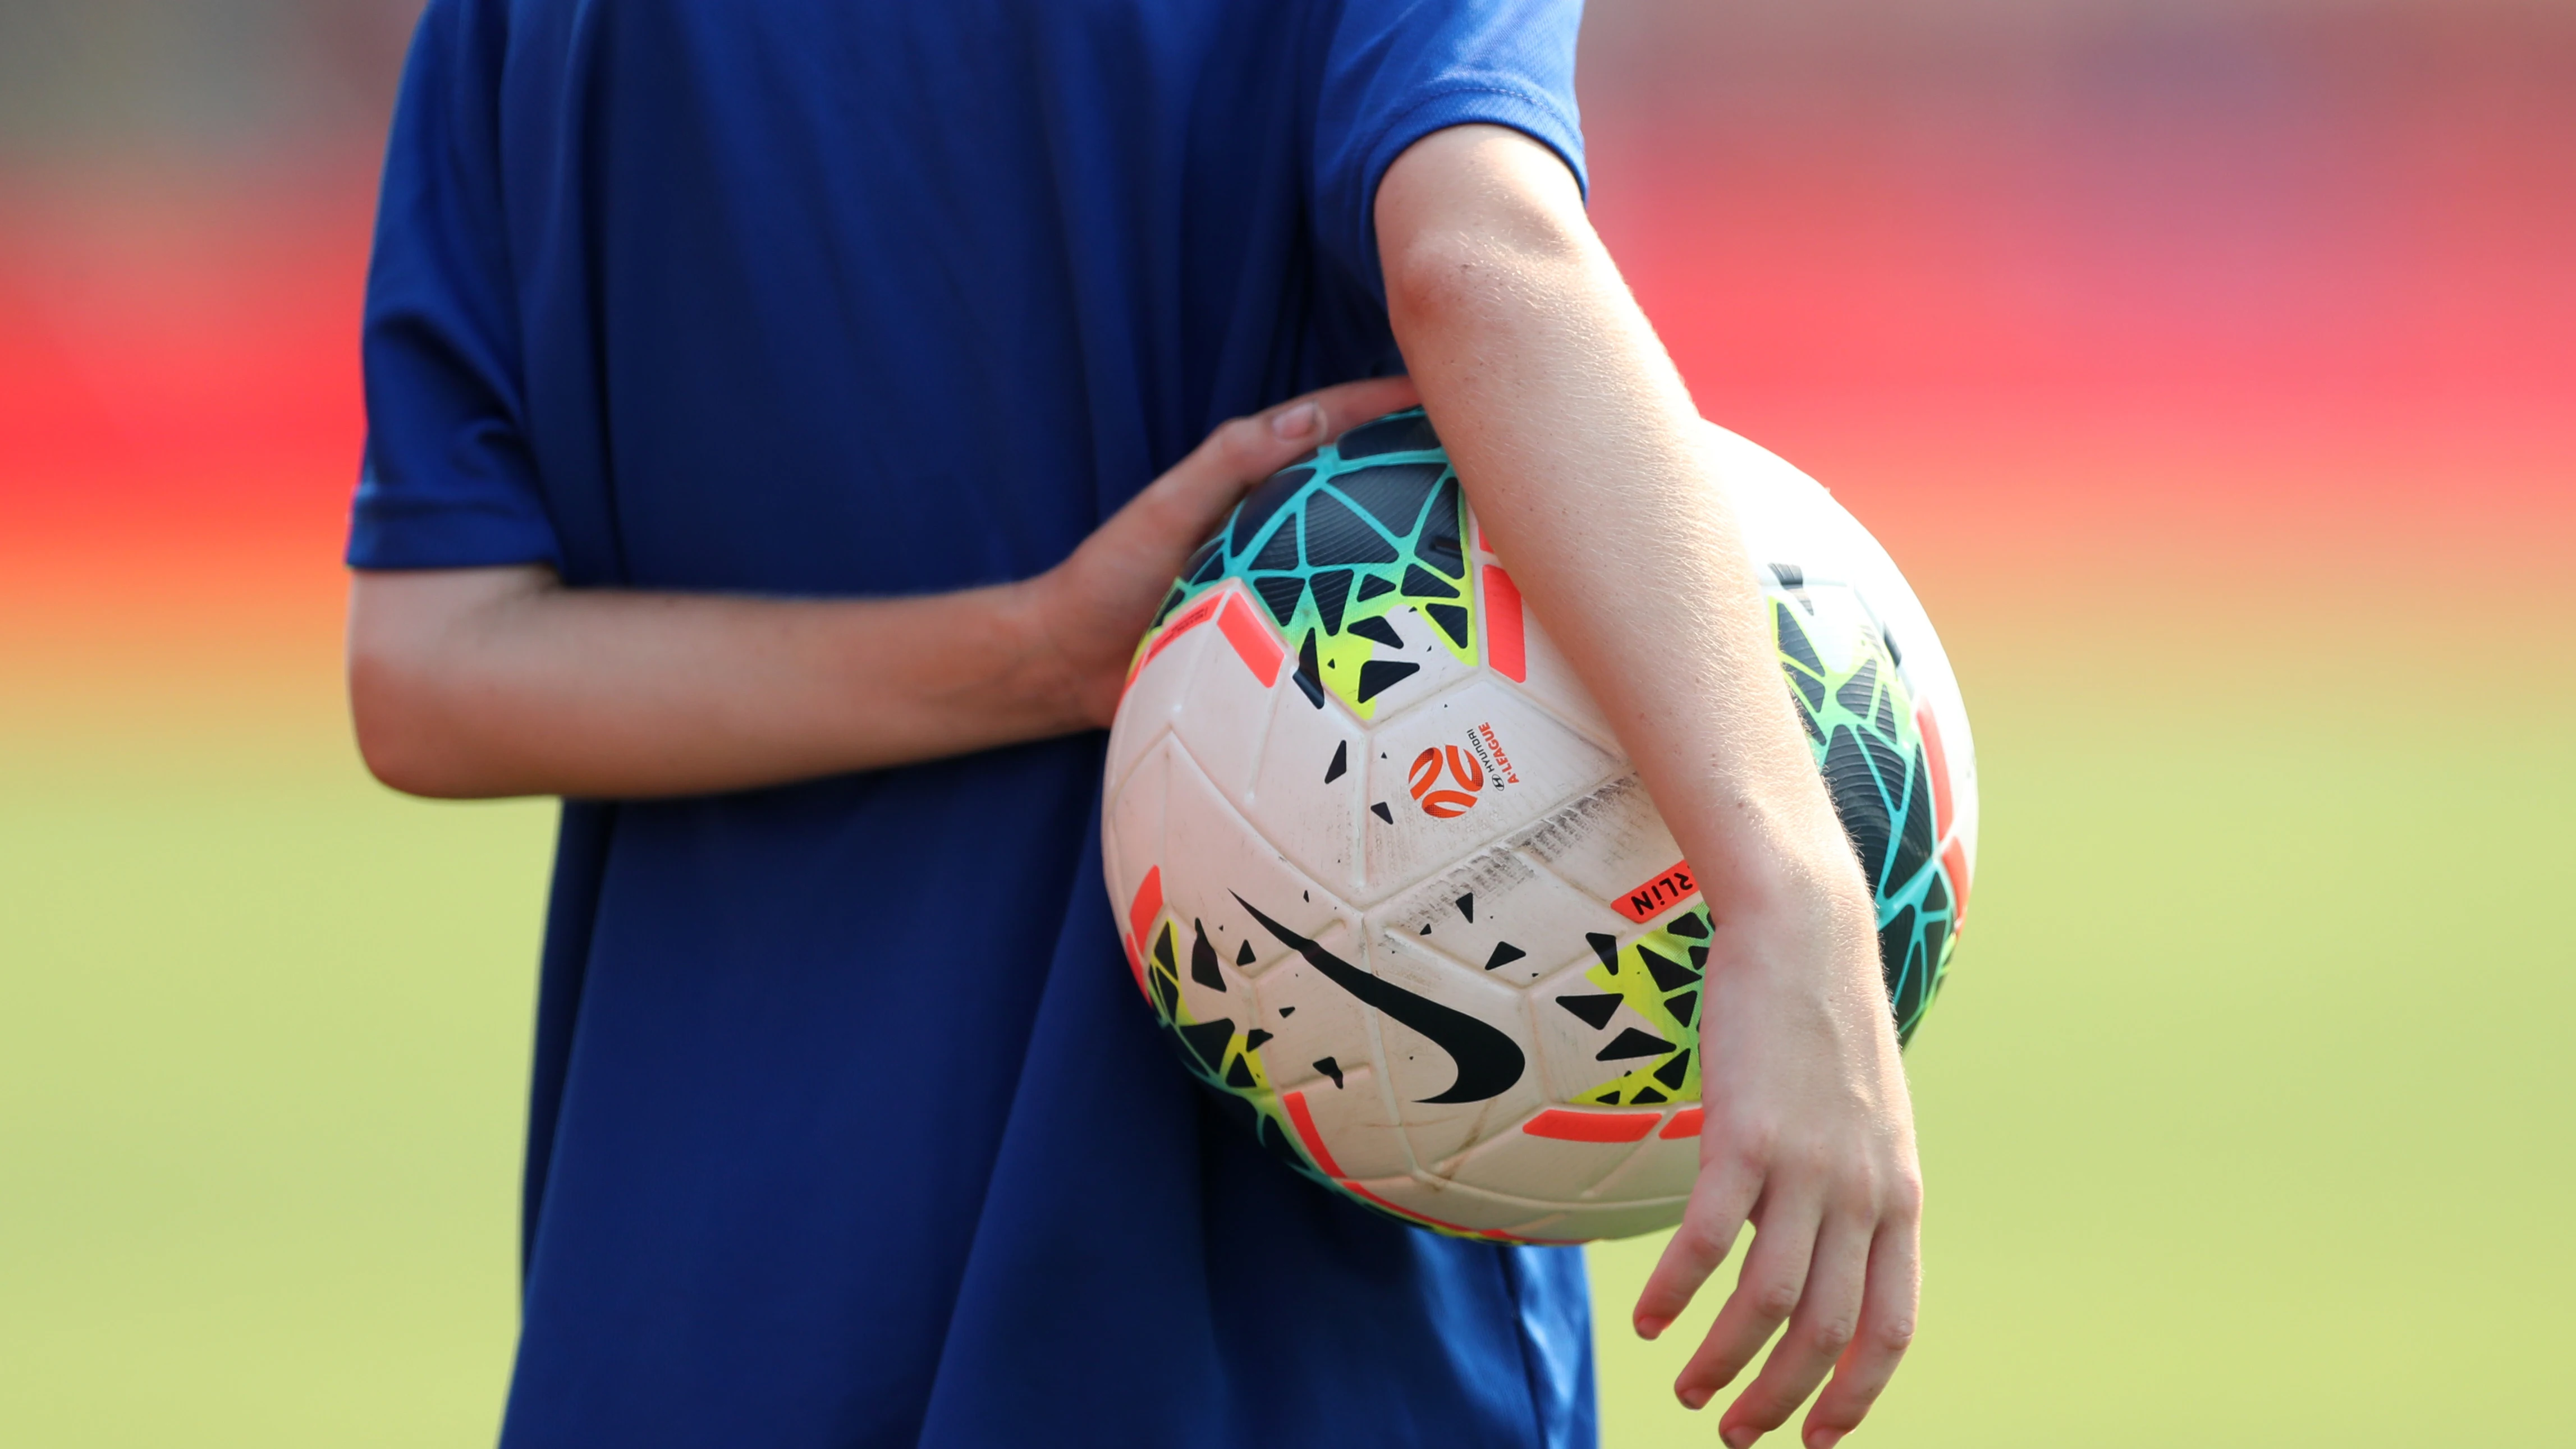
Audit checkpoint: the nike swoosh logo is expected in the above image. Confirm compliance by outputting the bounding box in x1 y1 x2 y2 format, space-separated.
1234 893 1526 1105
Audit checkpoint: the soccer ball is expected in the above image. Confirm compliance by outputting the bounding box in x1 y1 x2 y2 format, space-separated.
1102 409 1977 1242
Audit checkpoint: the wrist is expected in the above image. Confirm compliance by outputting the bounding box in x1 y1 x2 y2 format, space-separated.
992 571 1104 735
1684 801 1879 971
1682 779 1866 906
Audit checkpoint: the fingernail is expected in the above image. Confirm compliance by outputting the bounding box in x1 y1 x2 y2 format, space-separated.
1722 1428 1757 1448
1633 1315 1666 1341
1269 402 1321 439
1809 1433 1843 1449
1678 1388 1711 1411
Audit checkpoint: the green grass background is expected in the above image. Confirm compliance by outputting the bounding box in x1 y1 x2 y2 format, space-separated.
4 594 2572 1446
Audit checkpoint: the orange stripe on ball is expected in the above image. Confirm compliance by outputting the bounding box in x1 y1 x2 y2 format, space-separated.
1214 589 1284 686
1482 565 1525 682
1523 1109 1661 1143
1281 1089 1345 1177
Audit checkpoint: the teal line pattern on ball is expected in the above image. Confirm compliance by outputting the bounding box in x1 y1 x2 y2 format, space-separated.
1770 591 1959 1042
1149 407 1477 718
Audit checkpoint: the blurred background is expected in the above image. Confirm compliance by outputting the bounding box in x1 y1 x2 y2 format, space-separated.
2 0 2569 1444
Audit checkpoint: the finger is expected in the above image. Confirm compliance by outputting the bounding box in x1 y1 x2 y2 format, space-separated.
1080 377 1419 599
1800 1216 1922 1449
1118 378 1420 566
1672 1186 1822 1414
1167 376 1423 507
1237 375 1424 465
1294 374 1422 439
1632 1152 1765 1340
1717 1211 1873 1446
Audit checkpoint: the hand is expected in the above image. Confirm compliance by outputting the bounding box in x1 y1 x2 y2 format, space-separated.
1022 375 1420 728
1633 840 1924 1449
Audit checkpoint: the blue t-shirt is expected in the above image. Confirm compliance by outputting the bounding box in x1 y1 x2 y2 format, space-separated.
352 3 1593 1445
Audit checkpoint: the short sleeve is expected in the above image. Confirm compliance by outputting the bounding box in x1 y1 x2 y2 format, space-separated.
1309 0 1587 304
346 0 563 571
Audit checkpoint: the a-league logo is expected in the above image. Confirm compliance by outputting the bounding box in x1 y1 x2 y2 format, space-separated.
1408 744 1486 818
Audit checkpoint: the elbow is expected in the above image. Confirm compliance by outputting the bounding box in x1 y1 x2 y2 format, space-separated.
345 565 551 799
1378 123 1599 343
347 641 486 799
1382 205 1589 343
1382 226 1482 336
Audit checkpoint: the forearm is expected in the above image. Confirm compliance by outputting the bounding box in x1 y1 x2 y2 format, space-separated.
345 380 1419 803
347 567 1073 799
1380 126 1862 915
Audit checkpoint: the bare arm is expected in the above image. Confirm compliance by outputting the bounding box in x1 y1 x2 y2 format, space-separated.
1380 126 1919 1449
347 377 1419 799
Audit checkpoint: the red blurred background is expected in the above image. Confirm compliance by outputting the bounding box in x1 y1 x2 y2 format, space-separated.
0 0 2565 721
3 0 2567 712
1610 3 2574 648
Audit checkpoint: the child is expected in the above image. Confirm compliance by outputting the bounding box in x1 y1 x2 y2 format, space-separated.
347 3 1917 1445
